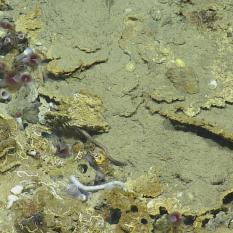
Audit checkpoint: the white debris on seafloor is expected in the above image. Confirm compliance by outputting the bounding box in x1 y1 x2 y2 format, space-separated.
6 184 24 209
10 184 24 195
6 195 18 209
208 80 218 90
15 116 24 129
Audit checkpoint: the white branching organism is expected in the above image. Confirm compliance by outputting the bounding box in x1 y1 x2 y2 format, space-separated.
68 175 125 201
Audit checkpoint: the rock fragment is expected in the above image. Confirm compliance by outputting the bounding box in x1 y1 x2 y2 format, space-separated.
166 66 199 94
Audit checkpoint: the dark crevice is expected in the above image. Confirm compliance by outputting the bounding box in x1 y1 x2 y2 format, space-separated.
223 192 233 204
141 218 148 224
106 208 122 225
130 205 138 213
183 215 196 225
170 120 233 150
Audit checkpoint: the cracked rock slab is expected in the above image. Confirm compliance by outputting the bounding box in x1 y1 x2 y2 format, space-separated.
46 42 108 77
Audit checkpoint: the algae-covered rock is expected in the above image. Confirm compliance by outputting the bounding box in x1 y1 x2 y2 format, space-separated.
181 104 201 117
0 115 18 158
201 96 226 109
15 7 42 43
43 91 109 133
0 115 21 174
14 195 48 233
126 167 162 198
0 116 14 141
0 138 16 159
0 0 12 10
147 197 183 216
25 124 55 157
150 88 185 104
6 85 39 119
103 189 154 233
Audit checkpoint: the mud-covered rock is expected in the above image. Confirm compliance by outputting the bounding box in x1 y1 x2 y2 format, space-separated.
166 66 199 94
46 41 108 77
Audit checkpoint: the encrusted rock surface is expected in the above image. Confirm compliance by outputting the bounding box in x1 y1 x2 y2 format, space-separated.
41 89 109 133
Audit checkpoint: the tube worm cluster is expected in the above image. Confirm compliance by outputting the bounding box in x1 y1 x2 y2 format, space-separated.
0 17 41 101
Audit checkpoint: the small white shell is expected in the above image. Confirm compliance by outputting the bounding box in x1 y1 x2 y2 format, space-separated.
0 88 11 100
208 80 218 90
27 150 38 158
10 184 24 195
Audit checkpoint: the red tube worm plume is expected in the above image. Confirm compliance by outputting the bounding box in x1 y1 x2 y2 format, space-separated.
167 211 182 232
0 18 14 30
1 71 32 90
2 71 21 89
21 52 41 67
19 72 32 84
14 112 22 118
14 48 42 69
55 142 70 158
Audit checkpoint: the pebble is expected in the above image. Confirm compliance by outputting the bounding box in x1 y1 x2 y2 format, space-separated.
23 47 33 56
27 149 37 157
34 41 42 46
125 62 136 72
10 184 24 195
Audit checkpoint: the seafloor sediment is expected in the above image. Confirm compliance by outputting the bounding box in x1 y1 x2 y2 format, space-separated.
1 0 233 232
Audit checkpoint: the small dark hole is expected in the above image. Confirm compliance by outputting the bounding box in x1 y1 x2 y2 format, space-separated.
183 215 195 225
107 208 122 225
1 90 7 96
79 164 88 173
32 212 44 226
130 205 138 213
202 218 210 227
141 218 148 224
223 192 233 204
210 208 227 216
70 226 75 231
23 122 28 128
159 207 168 215
41 132 50 138
56 143 69 158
